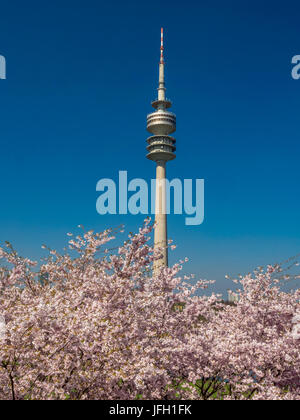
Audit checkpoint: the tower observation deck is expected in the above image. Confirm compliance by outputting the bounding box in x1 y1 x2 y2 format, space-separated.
146 28 176 273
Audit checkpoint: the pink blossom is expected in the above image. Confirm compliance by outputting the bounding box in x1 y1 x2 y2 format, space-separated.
0 222 299 400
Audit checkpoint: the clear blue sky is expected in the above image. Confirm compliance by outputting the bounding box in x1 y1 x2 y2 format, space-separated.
1 0 300 296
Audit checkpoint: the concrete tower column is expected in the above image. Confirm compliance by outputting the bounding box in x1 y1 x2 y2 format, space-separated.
146 28 176 276
154 160 168 272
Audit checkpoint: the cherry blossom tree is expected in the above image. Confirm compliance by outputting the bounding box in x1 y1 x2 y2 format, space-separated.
0 221 299 400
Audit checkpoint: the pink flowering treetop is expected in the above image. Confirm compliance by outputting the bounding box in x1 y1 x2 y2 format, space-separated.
0 220 299 400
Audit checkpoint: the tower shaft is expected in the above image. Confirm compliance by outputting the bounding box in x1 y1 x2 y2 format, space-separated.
153 161 168 272
158 62 166 101
146 28 176 275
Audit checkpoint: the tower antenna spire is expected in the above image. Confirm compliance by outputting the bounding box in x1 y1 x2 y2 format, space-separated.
160 27 164 64
158 27 166 103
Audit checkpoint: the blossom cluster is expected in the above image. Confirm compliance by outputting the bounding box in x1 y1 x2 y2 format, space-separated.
0 221 299 400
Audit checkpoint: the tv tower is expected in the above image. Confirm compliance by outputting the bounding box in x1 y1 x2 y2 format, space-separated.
146 28 176 273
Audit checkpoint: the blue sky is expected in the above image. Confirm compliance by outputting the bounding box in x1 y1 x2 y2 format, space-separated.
0 0 300 296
